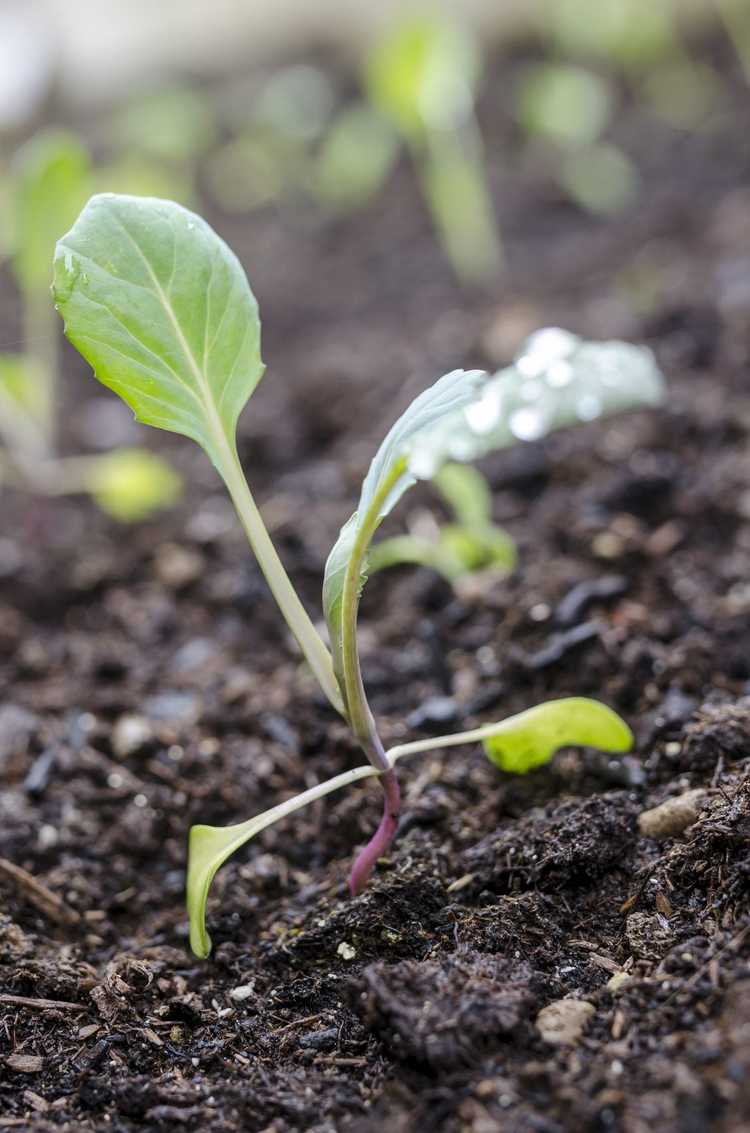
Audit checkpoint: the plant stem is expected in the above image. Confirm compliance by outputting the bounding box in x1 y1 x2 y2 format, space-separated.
217 441 346 718
417 118 502 286
339 461 407 892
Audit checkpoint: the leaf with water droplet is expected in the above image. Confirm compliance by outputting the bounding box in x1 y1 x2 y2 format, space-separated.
52 194 264 471
323 329 664 703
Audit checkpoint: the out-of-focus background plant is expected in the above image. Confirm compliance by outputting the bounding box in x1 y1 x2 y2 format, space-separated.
0 0 746 528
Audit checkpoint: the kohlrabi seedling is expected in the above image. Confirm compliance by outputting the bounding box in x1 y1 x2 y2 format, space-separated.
52 194 665 958
368 462 516 585
364 12 502 284
0 132 179 520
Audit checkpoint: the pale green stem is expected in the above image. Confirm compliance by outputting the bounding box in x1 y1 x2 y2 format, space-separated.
217 440 346 718
417 115 503 285
717 0 750 79
386 721 505 765
340 459 407 755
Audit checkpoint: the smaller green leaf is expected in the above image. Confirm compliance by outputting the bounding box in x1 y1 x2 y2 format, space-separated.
368 532 466 582
0 354 46 417
112 85 216 162
187 764 379 958
86 448 182 522
439 523 516 575
482 697 632 774
559 144 639 215
517 64 614 146
434 462 492 528
13 130 91 300
315 104 399 211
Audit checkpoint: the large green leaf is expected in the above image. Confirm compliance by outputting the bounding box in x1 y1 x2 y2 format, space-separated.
52 194 264 470
13 131 91 300
324 328 665 700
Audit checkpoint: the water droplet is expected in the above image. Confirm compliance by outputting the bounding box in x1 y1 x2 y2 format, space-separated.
449 433 479 460
187 222 195 230
409 447 438 479
516 353 544 378
576 393 602 421
546 360 573 387
510 407 547 441
464 385 501 434
520 379 543 401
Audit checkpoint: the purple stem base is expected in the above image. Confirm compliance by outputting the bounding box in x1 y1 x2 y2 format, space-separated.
348 769 401 895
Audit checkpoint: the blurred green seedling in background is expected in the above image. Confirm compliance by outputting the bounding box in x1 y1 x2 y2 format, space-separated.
363 12 502 284
208 65 338 214
369 462 516 585
53 194 665 957
543 0 724 131
0 131 179 520
717 0 750 81
107 83 216 204
515 61 639 216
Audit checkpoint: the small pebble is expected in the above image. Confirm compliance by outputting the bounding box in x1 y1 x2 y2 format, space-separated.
536 999 595 1045
112 714 153 758
229 984 255 1002
638 789 707 840
154 543 204 589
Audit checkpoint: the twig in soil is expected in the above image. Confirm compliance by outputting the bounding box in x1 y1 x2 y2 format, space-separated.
0 857 80 926
269 1013 324 1037
0 993 87 1012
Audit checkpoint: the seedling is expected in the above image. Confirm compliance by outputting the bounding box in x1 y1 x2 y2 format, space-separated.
52 194 665 957
0 131 179 520
369 462 516 585
364 12 502 283
516 63 638 216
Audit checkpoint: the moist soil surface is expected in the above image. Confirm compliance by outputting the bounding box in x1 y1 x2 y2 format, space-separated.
2 35 750 1133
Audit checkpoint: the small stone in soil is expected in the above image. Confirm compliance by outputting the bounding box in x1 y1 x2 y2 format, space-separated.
0 702 38 765
23 749 56 796
536 999 595 1045
555 573 628 626
229 984 255 1002
407 696 459 729
112 714 153 759
638 789 708 840
298 1027 339 1051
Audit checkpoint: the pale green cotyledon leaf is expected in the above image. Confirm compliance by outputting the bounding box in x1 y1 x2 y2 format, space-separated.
324 328 665 701
384 696 633 775
52 194 264 470
187 763 379 958
13 130 91 300
480 697 632 773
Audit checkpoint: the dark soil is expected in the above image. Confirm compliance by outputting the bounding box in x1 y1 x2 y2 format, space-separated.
2 31 750 1133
